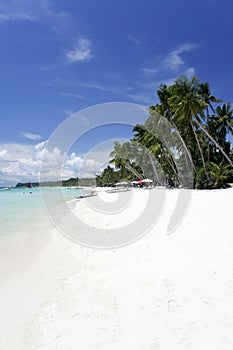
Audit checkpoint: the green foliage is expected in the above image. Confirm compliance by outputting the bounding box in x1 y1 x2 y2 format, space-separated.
207 161 233 188
95 166 119 186
97 74 233 189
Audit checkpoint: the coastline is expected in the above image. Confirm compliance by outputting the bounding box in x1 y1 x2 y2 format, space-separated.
0 187 233 349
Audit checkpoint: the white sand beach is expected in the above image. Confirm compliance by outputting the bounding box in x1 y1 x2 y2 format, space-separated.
0 187 233 349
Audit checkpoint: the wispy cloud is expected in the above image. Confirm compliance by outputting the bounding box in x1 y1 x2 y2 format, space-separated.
79 82 108 91
0 0 67 23
141 42 198 81
61 43 197 105
184 67 196 79
66 38 93 63
64 110 75 117
39 65 50 71
164 43 198 71
21 132 43 141
128 35 140 45
141 68 158 78
60 92 86 100
0 12 33 22
124 43 199 105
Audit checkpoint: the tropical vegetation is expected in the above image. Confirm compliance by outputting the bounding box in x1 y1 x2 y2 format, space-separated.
96 75 233 189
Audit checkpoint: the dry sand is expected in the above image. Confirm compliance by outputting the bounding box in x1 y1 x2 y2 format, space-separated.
0 187 233 349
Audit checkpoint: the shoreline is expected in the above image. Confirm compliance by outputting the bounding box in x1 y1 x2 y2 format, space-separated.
0 188 233 349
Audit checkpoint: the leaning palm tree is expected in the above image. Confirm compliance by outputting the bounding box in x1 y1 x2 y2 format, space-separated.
110 140 143 180
133 122 160 181
109 141 128 179
168 76 210 182
134 114 182 185
169 76 233 172
198 82 222 161
195 118 233 166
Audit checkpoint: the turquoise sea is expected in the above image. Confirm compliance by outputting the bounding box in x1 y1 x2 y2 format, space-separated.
0 187 92 236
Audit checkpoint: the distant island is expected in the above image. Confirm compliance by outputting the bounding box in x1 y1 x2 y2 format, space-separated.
15 177 96 188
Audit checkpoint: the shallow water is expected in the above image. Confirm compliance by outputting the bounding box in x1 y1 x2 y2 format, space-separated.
0 187 92 236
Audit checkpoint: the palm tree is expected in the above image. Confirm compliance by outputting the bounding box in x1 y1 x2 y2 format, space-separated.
155 84 173 120
168 76 206 121
168 76 209 183
198 82 222 116
169 76 233 177
195 118 233 166
133 124 160 182
110 141 143 180
109 141 127 178
212 103 233 147
133 115 181 186
198 82 222 161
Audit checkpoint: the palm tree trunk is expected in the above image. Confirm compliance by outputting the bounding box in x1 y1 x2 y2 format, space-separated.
164 151 179 183
148 153 159 184
125 162 143 180
172 122 197 175
195 118 233 167
191 120 210 183
206 107 210 162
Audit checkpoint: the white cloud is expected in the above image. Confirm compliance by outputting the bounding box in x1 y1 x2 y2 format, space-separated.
79 83 107 91
60 92 86 100
66 38 93 63
184 67 196 79
164 43 198 72
0 0 66 23
175 43 198 54
21 132 43 141
0 12 33 22
64 152 83 167
0 141 103 185
35 141 48 152
0 149 8 160
141 68 158 78
127 43 199 105
40 65 49 71
64 110 75 117
128 35 140 45
62 153 98 179
165 52 183 71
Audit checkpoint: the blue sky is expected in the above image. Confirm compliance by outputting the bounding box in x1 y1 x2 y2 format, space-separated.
0 0 233 185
